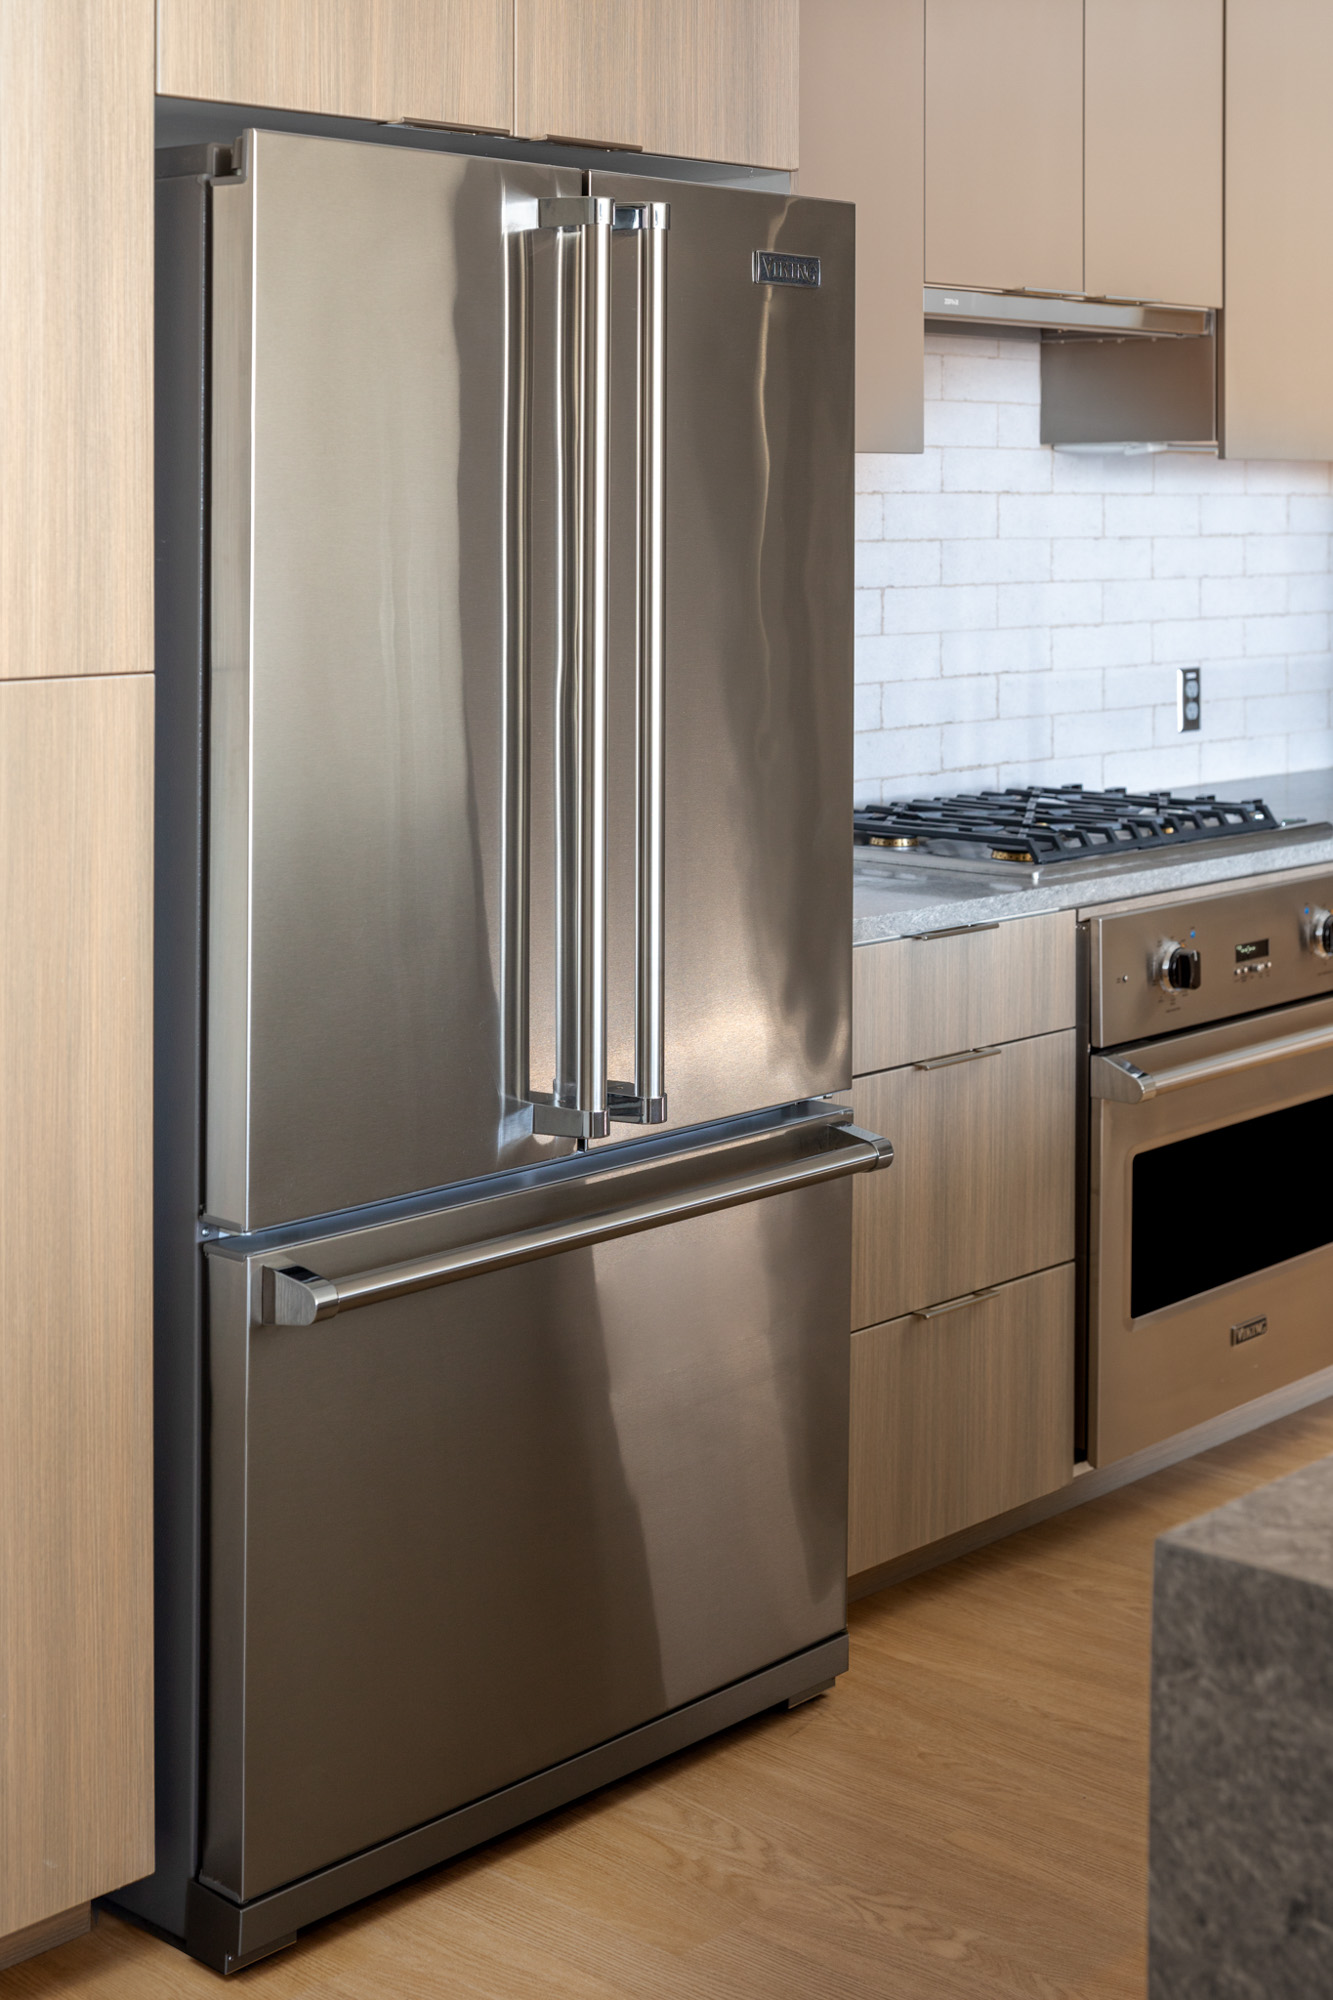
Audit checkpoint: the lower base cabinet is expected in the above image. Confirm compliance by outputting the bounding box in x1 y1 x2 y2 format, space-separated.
848 1263 1075 1577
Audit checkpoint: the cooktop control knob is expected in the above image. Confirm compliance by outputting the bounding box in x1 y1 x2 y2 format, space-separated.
1309 907 1333 958
1155 940 1202 992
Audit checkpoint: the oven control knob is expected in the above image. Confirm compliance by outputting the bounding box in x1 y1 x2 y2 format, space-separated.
1309 907 1333 958
1155 940 1202 992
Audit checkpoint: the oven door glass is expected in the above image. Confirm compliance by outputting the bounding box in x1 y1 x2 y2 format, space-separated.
1132 1091 1333 1316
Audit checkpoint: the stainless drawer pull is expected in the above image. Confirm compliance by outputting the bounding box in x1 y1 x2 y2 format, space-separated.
906 922 1001 941
1091 1019 1333 1104
913 1044 1003 1072
912 1286 1001 1320
262 1123 894 1327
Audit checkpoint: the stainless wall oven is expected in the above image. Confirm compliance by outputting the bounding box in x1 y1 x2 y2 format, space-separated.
1086 867 1333 1465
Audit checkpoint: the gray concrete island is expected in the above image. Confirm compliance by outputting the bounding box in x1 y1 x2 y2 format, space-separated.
1149 1453 1333 1997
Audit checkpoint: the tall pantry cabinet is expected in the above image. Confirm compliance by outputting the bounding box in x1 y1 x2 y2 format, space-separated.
0 0 154 1967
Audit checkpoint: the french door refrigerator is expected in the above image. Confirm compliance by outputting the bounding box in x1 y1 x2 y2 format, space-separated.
128 129 886 1973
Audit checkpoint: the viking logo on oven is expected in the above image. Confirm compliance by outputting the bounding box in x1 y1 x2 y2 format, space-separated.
1230 1314 1268 1346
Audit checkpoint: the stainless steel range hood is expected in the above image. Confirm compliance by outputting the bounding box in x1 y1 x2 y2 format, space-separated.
923 287 1219 452
924 286 1212 339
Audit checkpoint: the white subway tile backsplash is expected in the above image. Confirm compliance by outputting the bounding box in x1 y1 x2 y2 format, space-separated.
998 668 1102 718
1287 574 1333 614
1054 536 1152 581
923 399 999 448
942 446 1052 494
1105 494 1200 539
1290 496 1333 534
1052 623 1153 672
1199 495 1288 537
855 632 941 682
1151 618 1244 663
1245 535 1330 575
1200 575 1286 618
887 675 996 727
998 493 1102 538
941 537 1050 586
857 540 942 589
853 330 1333 801
1102 578 1199 624
942 714 1051 766
941 626 1051 676
1053 707 1152 759
1244 613 1330 656
880 492 997 540
1151 535 1243 579
997 580 1101 628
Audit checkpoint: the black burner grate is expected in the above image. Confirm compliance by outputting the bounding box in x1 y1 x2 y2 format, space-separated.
853 785 1281 867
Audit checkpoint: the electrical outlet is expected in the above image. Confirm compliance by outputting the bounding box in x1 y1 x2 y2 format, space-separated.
1177 667 1202 732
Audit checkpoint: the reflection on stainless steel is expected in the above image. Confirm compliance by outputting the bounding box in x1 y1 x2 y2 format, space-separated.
204 1138 856 1901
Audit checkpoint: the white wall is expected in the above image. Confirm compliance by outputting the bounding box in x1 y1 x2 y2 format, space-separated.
854 329 1333 804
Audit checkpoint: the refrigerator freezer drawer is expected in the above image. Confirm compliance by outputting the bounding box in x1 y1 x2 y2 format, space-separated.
202 1126 863 1903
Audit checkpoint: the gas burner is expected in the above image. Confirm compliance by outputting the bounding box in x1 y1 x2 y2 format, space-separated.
853 785 1319 882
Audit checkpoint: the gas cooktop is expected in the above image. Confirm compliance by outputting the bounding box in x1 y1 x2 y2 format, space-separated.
853 785 1331 883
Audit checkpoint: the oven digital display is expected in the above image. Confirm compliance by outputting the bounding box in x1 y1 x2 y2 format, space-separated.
1235 938 1270 962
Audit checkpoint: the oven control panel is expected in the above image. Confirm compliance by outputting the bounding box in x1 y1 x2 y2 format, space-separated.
1087 871 1333 1047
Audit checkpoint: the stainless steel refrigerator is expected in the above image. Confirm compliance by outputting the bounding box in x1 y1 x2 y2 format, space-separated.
126 127 886 1973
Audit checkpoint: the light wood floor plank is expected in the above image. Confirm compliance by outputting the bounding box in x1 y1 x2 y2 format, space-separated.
7 1396 1333 1998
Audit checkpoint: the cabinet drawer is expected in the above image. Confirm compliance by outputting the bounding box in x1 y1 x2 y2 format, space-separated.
848 1263 1075 1576
852 910 1075 1075
850 1027 1076 1327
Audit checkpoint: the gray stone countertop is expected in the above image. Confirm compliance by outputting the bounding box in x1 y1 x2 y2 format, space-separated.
853 767 1333 945
1161 1452 1333 1593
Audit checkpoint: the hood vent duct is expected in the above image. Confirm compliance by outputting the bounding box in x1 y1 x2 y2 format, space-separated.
923 287 1218 453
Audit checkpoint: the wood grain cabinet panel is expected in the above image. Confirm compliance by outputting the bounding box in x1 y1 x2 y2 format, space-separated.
925 0 1083 295
516 0 798 166
799 0 924 453
1084 0 1222 308
848 1263 1075 1575
850 1028 1076 1329
0 0 152 681
1223 0 1333 460
157 0 513 133
0 675 154 1936
853 911 1076 1075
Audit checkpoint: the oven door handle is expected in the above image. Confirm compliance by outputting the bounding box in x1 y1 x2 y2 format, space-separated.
1091 1019 1333 1103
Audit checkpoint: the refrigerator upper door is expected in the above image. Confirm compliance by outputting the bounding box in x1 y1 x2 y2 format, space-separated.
591 176 855 1140
208 133 582 1230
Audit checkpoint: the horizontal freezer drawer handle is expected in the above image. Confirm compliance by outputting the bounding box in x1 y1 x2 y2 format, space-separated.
1091 1019 1333 1104
262 1125 894 1327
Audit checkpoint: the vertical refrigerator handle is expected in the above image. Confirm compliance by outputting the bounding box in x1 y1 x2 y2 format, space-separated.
610 199 670 1126
525 195 615 1141
518 195 669 1141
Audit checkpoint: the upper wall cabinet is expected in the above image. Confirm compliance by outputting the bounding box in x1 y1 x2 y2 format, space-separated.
156 0 514 133
925 0 1083 296
515 0 799 167
1084 0 1222 308
1224 0 1333 460
800 0 923 453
